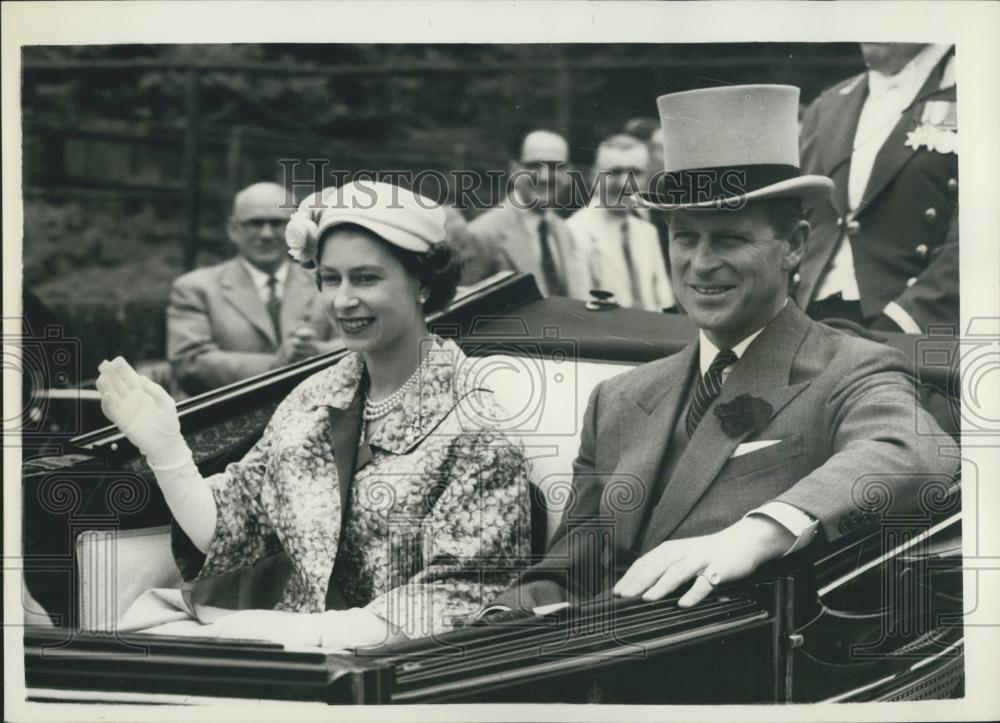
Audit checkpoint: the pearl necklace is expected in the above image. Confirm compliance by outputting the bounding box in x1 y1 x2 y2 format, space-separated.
363 358 426 422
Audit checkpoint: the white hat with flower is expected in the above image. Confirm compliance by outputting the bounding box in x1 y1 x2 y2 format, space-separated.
286 181 446 268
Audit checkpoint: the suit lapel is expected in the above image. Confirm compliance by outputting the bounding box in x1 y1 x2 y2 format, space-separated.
327 384 363 517
305 353 364 524
637 305 814 553
612 343 697 552
221 259 279 347
856 52 953 215
821 74 868 218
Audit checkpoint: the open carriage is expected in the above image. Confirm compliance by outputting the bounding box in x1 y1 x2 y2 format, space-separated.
21 272 964 705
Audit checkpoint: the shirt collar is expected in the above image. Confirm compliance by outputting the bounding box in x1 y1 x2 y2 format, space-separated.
698 299 787 375
867 44 951 97
511 189 551 221
240 258 288 290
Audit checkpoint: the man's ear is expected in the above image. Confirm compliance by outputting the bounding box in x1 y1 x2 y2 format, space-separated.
783 219 810 271
226 215 241 246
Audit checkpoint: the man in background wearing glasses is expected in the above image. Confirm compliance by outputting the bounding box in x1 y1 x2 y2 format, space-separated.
167 182 339 396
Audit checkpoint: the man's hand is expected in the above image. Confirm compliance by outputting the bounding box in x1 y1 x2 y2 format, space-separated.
199 608 391 649
271 328 321 369
289 327 321 360
613 516 795 607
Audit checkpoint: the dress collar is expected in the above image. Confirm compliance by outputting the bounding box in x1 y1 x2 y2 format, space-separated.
303 336 476 455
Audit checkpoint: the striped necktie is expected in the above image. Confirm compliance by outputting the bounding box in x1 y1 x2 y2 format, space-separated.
620 216 640 306
266 273 282 339
686 349 737 438
536 214 566 296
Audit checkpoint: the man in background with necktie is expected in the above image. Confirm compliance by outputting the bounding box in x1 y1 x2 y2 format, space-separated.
566 134 674 311
167 182 339 396
467 130 587 297
485 84 956 615
797 43 958 333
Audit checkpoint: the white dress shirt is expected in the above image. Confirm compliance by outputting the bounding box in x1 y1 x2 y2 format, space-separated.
699 301 820 555
815 43 952 312
239 258 289 304
566 203 674 311
511 190 566 275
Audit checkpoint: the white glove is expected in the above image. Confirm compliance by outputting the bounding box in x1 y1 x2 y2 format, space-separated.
96 356 185 466
96 356 216 552
201 609 392 650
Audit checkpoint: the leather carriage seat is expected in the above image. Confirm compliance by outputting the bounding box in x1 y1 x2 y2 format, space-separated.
461 354 636 547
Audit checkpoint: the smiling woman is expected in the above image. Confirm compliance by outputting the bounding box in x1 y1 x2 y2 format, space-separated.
94 181 531 646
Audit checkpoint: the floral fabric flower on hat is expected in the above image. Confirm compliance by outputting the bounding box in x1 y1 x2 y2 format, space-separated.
286 187 341 268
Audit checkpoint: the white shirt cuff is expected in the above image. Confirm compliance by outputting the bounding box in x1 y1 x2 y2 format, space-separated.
746 501 819 555
882 301 922 335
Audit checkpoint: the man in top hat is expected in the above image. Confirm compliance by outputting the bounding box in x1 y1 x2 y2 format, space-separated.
467 130 588 297
797 44 958 333
486 85 957 613
566 134 674 311
168 182 340 396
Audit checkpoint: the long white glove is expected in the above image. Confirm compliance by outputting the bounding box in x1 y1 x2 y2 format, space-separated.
96 357 217 553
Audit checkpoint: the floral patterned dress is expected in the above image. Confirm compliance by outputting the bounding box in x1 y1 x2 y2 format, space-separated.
173 338 531 637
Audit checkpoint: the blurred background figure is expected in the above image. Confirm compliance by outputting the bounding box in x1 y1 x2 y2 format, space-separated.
566 134 674 311
623 116 667 187
167 182 340 396
467 130 586 297
797 43 958 333
20 42 876 412
622 117 658 145
623 117 671 271
443 205 490 287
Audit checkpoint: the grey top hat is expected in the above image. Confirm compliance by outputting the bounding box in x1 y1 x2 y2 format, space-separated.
639 84 834 210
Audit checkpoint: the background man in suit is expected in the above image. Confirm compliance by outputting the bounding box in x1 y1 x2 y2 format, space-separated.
487 85 956 614
467 130 587 297
797 43 958 333
168 182 339 396
623 118 671 265
566 134 674 311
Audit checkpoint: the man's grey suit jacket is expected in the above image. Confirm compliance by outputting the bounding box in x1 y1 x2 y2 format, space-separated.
167 258 337 395
494 302 958 608
467 204 587 297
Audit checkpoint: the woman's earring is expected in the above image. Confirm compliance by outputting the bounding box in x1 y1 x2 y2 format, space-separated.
417 293 427 304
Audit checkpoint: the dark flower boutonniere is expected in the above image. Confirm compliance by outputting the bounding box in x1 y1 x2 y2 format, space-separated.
714 393 773 438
